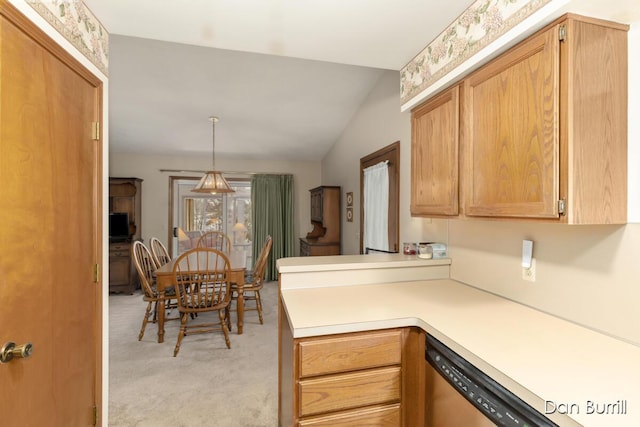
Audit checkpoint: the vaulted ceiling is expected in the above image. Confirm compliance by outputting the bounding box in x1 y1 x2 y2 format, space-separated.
84 0 475 160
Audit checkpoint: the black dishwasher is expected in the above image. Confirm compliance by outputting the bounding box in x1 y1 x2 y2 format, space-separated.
425 334 558 427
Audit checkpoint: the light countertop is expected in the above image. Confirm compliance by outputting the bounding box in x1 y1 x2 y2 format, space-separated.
280 278 640 427
277 253 451 273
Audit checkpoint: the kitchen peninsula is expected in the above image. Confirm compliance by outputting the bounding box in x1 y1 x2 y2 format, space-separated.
277 255 640 427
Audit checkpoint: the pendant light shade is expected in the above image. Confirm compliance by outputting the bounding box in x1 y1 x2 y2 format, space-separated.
193 116 235 194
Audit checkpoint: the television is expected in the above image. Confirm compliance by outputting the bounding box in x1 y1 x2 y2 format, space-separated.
109 212 130 241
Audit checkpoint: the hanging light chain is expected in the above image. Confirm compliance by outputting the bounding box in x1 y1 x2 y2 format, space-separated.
210 115 219 170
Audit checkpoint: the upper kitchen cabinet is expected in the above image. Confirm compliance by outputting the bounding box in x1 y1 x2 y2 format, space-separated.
462 14 628 224
411 85 460 217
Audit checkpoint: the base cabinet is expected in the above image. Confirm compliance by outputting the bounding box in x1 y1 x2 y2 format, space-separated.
279 316 426 426
108 241 135 294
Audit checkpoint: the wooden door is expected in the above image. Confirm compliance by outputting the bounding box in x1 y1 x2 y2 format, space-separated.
411 85 459 217
463 25 560 218
0 3 102 426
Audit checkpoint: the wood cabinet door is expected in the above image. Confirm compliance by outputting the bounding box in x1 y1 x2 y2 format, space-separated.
411 85 459 216
464 24 560 218
310 188 323 222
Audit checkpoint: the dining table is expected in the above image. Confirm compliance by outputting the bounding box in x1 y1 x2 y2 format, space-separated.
154 250 247 343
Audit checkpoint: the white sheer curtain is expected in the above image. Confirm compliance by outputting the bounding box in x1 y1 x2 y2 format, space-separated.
363 161 389 252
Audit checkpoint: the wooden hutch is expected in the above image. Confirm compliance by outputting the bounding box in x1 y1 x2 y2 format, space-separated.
300 186 341 256
109 177 142 293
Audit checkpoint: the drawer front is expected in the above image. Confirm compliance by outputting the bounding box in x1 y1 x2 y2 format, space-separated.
308 244 340 256
110 242 130 251
110 251 129 257
299 366 400 417
110 242 130 256
299 330 401 377
298 403 401 427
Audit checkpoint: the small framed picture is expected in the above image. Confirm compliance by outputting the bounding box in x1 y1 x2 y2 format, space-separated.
346 192 353 207
346 207 353 222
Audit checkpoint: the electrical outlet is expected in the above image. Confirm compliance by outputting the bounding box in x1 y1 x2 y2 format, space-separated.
522 258 536 282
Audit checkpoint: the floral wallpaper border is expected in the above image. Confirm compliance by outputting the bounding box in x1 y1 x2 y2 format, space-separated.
400 0 552 105
26 0 108 76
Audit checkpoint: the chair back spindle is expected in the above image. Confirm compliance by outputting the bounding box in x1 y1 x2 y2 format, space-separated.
150 237 171 267
197 231 232 253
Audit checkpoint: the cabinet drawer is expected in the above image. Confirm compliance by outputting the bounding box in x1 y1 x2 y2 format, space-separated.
299 330 401 377
110 242 130 249
299 367 400 417
298 403 400 427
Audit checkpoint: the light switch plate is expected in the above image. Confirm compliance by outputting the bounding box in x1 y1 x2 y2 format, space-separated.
522 240 533 268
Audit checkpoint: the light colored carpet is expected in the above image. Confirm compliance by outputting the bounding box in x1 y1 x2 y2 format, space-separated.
108 282 278 426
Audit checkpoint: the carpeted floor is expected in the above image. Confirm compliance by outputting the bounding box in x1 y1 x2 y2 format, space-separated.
108 282 279 426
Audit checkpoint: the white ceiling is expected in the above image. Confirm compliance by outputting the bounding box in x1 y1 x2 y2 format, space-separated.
84 0 475 160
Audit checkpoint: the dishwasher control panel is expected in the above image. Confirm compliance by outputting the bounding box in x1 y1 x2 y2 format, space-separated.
426 334 558 427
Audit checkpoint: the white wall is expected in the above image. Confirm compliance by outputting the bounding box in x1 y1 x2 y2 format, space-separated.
448 20 640 346
323 25 640 346
322 71 448 255
109 152 321 255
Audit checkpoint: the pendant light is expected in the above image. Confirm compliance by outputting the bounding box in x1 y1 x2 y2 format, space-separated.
193 116 235 194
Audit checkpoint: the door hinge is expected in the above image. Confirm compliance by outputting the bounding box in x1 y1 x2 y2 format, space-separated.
558 199 566 215
93 264 100 283
559 24 566 42
92 122 100 141
92 405 98 426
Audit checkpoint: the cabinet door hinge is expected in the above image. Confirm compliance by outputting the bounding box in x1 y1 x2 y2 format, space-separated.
558 199 566 215
92 122 100 141
92 405 98 426
559 24 566 42
93 264 100 283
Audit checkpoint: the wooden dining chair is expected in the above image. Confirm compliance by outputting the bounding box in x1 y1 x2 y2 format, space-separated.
149 237 171 268
231 236 273 326
131 241 178 341
197 230 232 253
171 248 232 356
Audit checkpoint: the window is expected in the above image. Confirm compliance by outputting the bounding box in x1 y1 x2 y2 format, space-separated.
169 177 252 268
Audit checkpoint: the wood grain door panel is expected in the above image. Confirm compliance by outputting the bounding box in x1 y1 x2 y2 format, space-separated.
298 367 401 417
411 85 460 216
299 329 402 378
464 25 560 218
298 403 401 427
0 3 102 425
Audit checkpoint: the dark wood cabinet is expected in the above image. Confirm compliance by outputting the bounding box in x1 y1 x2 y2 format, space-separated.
109 177 142 293
300 186 340 256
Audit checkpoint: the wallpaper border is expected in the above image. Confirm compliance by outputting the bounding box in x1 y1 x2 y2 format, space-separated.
26 0 108 76
400 0 552 105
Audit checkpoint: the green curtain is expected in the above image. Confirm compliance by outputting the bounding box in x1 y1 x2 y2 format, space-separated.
251 174 294 280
